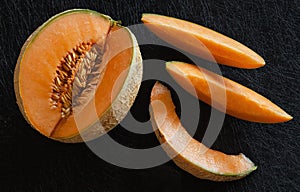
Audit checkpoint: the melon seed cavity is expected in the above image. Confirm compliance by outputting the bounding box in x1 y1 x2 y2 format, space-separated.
50 41 105 118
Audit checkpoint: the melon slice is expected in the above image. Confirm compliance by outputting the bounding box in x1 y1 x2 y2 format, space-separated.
166 61 292 123
141 14 265 69
149 82 257 181
14 9 142 142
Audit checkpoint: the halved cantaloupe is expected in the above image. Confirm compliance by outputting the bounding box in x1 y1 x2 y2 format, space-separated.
142 14 265 69
166 61 292 123
150 82 257 181
14 9 142 142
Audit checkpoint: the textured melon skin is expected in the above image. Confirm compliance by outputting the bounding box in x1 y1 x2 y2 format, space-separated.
14 9 143 143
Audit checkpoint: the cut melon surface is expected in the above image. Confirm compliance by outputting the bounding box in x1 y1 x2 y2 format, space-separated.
166 61 292 123
14 9 142 142
142 14 265 69
150 82 257 181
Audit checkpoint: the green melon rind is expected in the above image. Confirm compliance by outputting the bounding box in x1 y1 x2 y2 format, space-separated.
55 27 143 143
172 152 257 181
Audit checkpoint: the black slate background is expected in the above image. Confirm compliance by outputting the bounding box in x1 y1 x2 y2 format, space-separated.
0 0 299 191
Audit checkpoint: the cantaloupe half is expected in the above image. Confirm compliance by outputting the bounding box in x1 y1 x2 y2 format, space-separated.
14 9 142 142
166 61 292 123
150 82 257 181
142 14 265 69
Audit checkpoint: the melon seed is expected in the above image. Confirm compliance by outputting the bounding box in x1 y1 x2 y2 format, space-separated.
50 42 94 118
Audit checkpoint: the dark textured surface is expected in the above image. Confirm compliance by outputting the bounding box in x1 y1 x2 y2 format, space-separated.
0 0 299 191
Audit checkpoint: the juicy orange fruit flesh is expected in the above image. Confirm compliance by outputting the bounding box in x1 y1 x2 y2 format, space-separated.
142 14 265 69
166 61 292 123
52 26 134 138
150 82 255 175
18 11 134 138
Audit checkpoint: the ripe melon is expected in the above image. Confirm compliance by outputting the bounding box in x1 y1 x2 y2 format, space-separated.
150 82 257 181
142 14 265 69
14 9 142 142
166 61 292 123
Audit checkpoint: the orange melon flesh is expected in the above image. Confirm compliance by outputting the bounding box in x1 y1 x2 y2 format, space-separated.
51 26 134 138
166 61 292 123
15 10 115 137
142 14 265 69
150 82 256 181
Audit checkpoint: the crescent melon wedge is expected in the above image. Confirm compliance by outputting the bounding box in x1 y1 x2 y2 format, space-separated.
150 82 257 181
